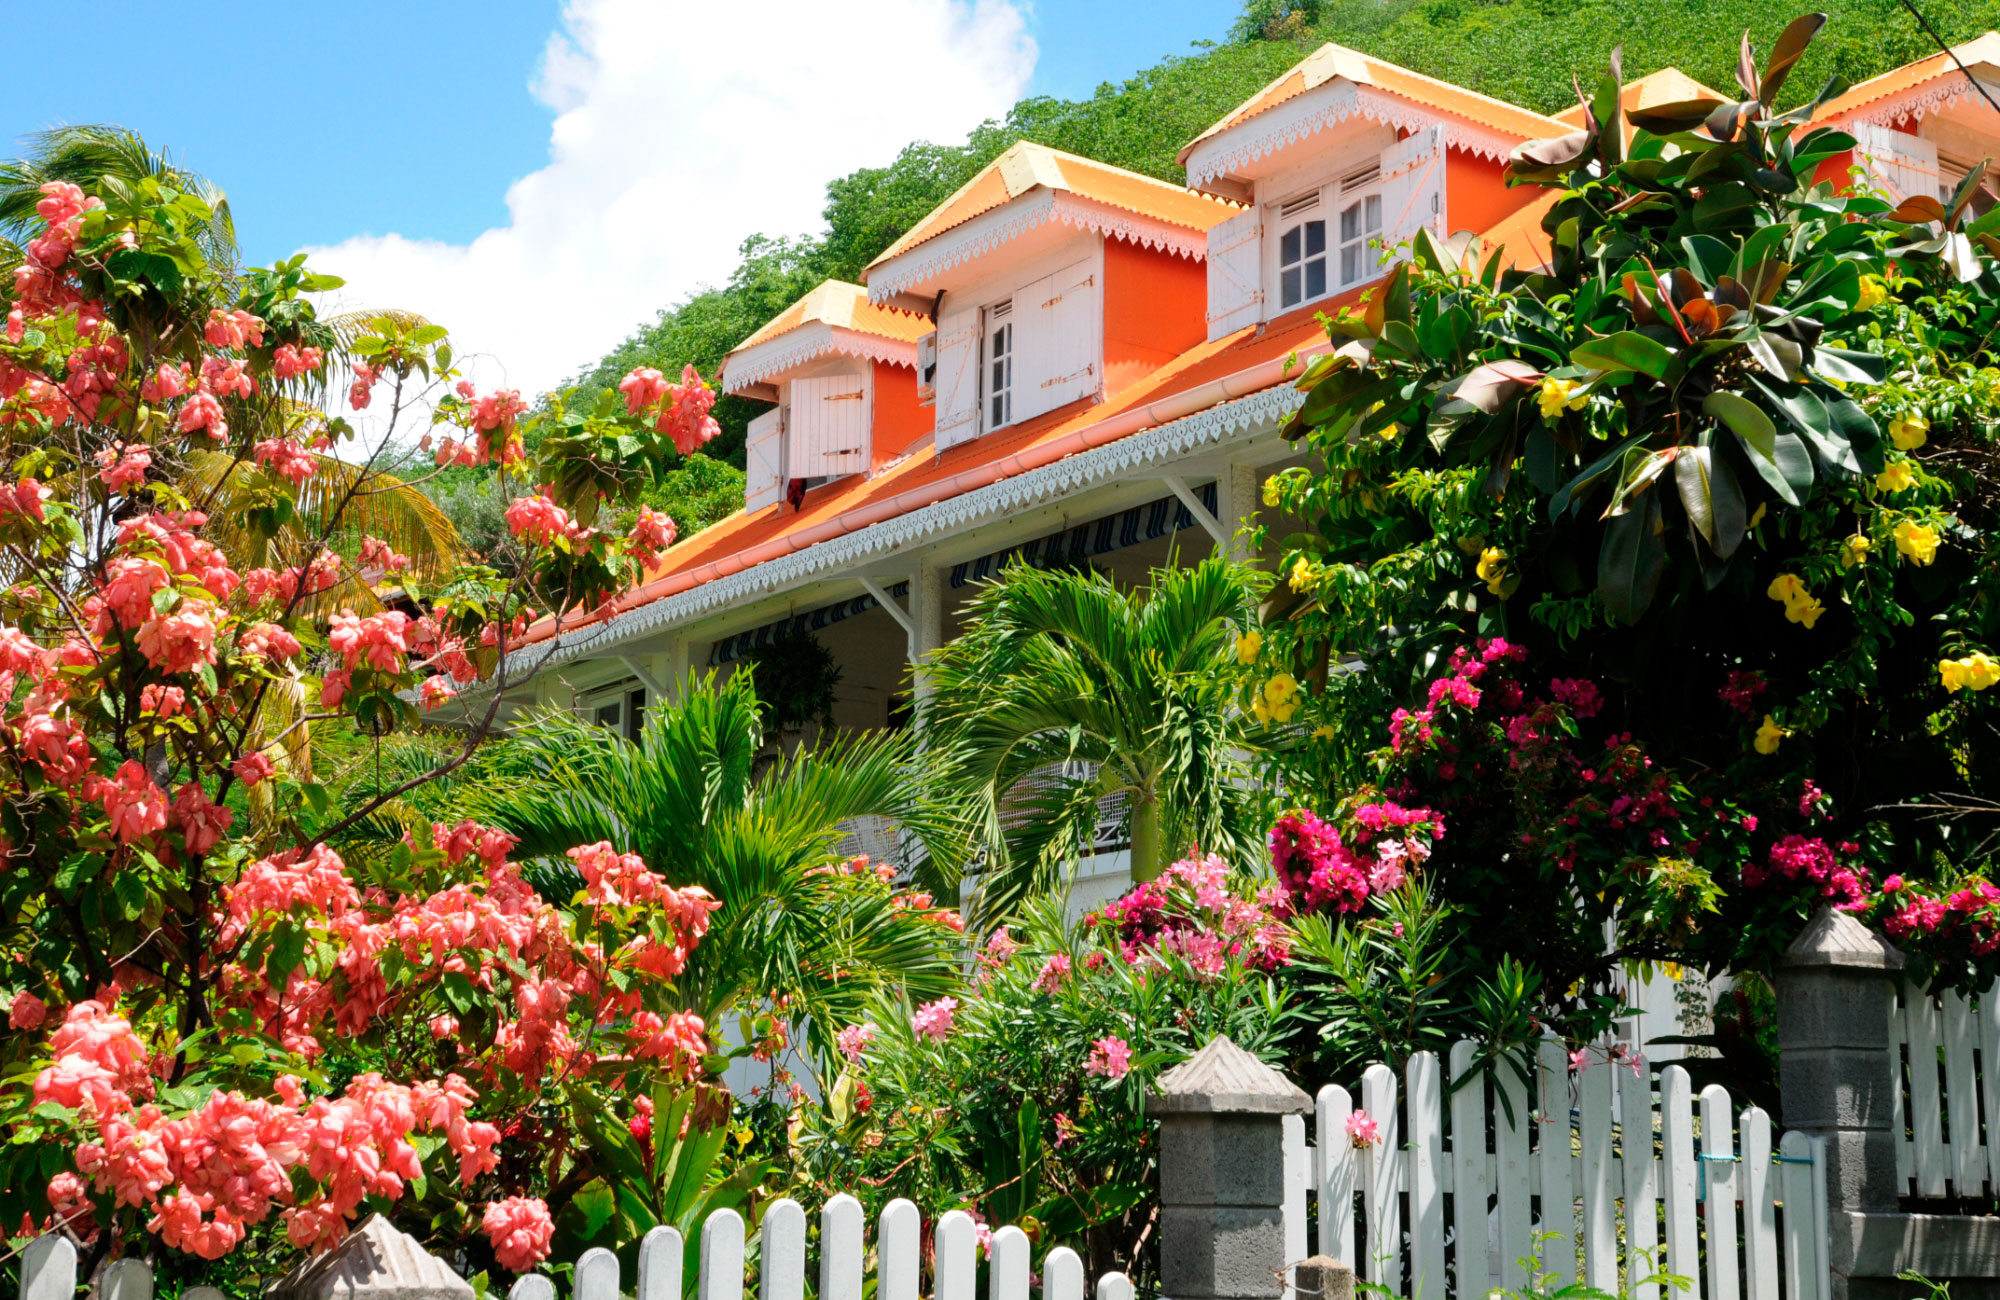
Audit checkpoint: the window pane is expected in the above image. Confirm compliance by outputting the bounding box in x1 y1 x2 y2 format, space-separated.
1306 258 1326 299
1340 201 1360 241
1304 219 1326 257
1281 267 1302 308
1342 245 1360 285
1281 225 1301 264
1364 194 1382 233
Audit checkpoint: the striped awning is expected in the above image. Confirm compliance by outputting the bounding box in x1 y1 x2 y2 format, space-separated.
709 481 1218 665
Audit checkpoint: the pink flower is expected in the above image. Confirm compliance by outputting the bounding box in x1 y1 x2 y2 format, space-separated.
135 606 220 675
429 1016 459 1039
254 438 316 487
204 308 265 350
629 506 677 567
176 391 227 440
912 996 958 1042
658 365 720 455
1032 954 1071 993
420 678 457 711
483 1196 554 1273
232 751 277 788
505 493 580 548
272 344 324 382
140 364 190 403
1345 1110 1380 1148
837 1022 877 1063
1086 1036 1132 1081
96 760 169 843
358 536 409 574
170 782 233 855
618 366 670 414
9 990 48 1029
349 362 378 410
95 444 152 493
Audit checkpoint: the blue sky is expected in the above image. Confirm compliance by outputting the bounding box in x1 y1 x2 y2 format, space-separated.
0 1 1240 268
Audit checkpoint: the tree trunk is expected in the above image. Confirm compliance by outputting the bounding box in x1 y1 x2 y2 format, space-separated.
1129 795 1164 883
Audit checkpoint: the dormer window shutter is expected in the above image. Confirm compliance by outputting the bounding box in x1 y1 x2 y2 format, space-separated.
1852 122 1941 203
790 373 871 477
1206 206 1263 341
1033 260 1099 415
1377 124 1446 265
744 406 785 510
932 306 982 451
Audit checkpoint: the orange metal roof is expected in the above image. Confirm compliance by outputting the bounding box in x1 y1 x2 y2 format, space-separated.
1814 32 2000 122
1552 67 1730 129
729 280 931 355
1179 43 1570 167
864 141 1238 276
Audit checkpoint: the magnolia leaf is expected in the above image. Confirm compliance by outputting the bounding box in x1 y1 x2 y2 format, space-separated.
1745 331 1803 380
1815 347 1888 385
1600 491 1667 625
1627 98 1730 135
1571 330 1677 379
1944 232 1982 284
1759 12 1828 107
1887 195 1949 226
1449 359 1544 414
1676 444 1748 558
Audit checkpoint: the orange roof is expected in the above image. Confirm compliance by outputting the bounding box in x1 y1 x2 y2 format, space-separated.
730 280 930 354
864 141 1237 276
1553 67 1731 128
1814 32 2000 122
1180 43 1570 168
1474 192 1560 273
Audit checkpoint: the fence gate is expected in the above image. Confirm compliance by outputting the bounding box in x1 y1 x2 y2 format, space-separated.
1885 976 2000 1201
1285 1040 1832 1300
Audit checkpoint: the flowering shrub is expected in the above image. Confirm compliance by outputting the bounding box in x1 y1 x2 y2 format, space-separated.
0 159 740 1273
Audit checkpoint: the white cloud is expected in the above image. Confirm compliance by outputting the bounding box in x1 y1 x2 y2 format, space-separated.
305 0 1035 400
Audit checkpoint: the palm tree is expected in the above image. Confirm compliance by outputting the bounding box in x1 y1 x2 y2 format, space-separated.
338 671 966 1052
923 554 1265 922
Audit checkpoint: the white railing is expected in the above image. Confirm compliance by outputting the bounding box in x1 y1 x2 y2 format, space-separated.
17 1197 1134 1300
1286 1041 1831 1300
1887 976 2000 1199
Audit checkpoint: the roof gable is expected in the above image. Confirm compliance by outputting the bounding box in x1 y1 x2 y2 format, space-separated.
1813 32 2000 124
1552 67 1730 127
1179 42 1570 188
719 281 928 394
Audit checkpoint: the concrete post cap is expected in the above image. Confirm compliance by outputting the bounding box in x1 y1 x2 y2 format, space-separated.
265 1214 475 1300
1781 904 1905 972
1146 1035 1312 1115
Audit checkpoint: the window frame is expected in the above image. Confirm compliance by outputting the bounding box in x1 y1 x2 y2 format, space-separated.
581 679 647 742
982 298 1015 432
1270 161 1389 313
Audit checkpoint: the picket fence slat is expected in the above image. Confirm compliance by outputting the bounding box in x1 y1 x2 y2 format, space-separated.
1579 1060 1616 1294
935 1210 978 1300
1096 1273 1134 1300
1361 1063 1402 1293
638 1225 684 1300
1907 991 1948 1196
21 1234 75 1300
1044 1247 1085 1300
1659 1065 1700 1298
1283 1112 1309 1299
819 1197 862 1300
1742 1108 1778 1300
1982 986 2000 1194
1316 1083 1355 1265
1536 1038 1577 1287
509 1274 556 1300
1617 1064 1660 1300
1449 1041 1493 1300
991 1225 1031 1300
880 1199 921 1300
761 1201 806 1300
1941 991 1981 1193
100 1258 151 1300
575 1247 620 1300
700 1208 746 1300
1700 1086 1741 1300
1778 1131 1814 1300
1408 1051 1447 1300
1495 1054 1534 1293
1888 977 2000 1198
1888 986 1914 1187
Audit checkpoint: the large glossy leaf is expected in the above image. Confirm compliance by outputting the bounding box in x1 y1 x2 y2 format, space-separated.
1815 347 1888 385
1600 491 1667 625
1571 330 1677 378
1551 432 1646 518
1751 375 1860 478
1447 359 1543 414
1758 13 1828 107
1703 389 1776 452
1674 442 1747 558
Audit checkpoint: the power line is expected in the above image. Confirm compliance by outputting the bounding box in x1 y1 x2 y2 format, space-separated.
1897 0 2000 119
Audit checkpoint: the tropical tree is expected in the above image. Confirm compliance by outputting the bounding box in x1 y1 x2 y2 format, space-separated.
923 555 1267 918
346 670 968 1060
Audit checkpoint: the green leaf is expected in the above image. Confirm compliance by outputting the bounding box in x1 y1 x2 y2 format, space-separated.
1599 492 1667 625
440 971 477 1015
1750 376 1858 478
1674 443 1747 558
1703 390 1776 455
1570 330 1677 379
266 920 308 983
54 853 102 895
570 1177 618 1240
1680 236 1734 286
1815 347 1888 386
1551 433 1646 518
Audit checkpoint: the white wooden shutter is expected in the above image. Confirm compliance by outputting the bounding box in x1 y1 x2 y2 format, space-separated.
1009 272 1056 424
1038 261 1099 412
745 407 784 511
932 306 981 451
1379 125 1445 260
789 373 870 477
1206 206 1264 340
1852 122 1941 203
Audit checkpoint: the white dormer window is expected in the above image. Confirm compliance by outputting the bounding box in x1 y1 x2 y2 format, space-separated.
985 300 1014 431
1274 162 1385 311
1337 192 1384 287
1277 194 1326 310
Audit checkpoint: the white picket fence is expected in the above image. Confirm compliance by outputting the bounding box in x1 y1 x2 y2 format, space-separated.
1887 976 2000 1199
1283 1042 1831 1300
16 1197 1135 1300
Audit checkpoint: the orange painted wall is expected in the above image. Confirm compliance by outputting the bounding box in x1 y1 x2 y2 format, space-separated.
871 359 931 469
1103 238 1209 397
1447 149 1537 235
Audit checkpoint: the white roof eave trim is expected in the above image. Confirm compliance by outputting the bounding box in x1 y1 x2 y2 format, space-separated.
504 383 1304 679
1828 73 1997 127
867 192 1209 303
720 324 918 394
1186 81 1519 188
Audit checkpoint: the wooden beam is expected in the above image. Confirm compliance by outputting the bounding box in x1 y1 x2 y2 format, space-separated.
1162 475 1230 548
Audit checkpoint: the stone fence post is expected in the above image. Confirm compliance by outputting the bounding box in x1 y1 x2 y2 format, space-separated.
1777 905 2000 1300
1148 1035 1313 1300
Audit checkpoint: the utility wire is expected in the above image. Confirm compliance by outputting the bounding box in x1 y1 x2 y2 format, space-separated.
1897 0 2000 119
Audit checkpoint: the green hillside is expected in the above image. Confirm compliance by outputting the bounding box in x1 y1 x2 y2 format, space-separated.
572 0 2000 475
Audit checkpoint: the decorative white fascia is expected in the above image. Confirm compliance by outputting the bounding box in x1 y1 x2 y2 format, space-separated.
502 383 1305 680
1186 82 1520 188
867 192 1209 302
1829 76 1992 127
720 323 918 394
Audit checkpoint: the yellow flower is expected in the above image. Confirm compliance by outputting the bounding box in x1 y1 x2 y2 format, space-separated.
1749 502 1768 529
1754 714 1789 754
1889 413 1929 451
1289 558 1317 593
1475 546 1509 596
1663 962 1685 981
1313 723 1338 740
1786 595 1825 628
1264 673 1299 706
1894 518 1940 565
1940 653 2000 693
1236 630 1263 665
1876 460 1917 493
1251 693 1272 724
1262 476 1283 508
1841 533 1872 569
1858 274 1890 312
1537 377 1586 419
1766 573 1805 603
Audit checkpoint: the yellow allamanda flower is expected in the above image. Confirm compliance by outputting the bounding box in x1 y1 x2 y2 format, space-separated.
1858 274 1890 312
1766 573 1824 628
1940 653 2000 693
1262 476 1283 508
1755 715 1789 754
1841 533 1872 569
1889 413 1929 451
1894 518 1940 565
1235 630 1263 664
1537 377 1587 420
1475 546 1509 596
1876 460 1917 494
1289 557 1318 593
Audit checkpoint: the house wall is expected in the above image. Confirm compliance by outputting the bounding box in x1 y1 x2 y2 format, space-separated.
1446 148 1534 235
1102 239 1209 397
870 360 931 469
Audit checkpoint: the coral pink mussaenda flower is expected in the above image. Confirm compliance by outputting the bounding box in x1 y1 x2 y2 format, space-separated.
912 996 958 1042
483 1196 554 1273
